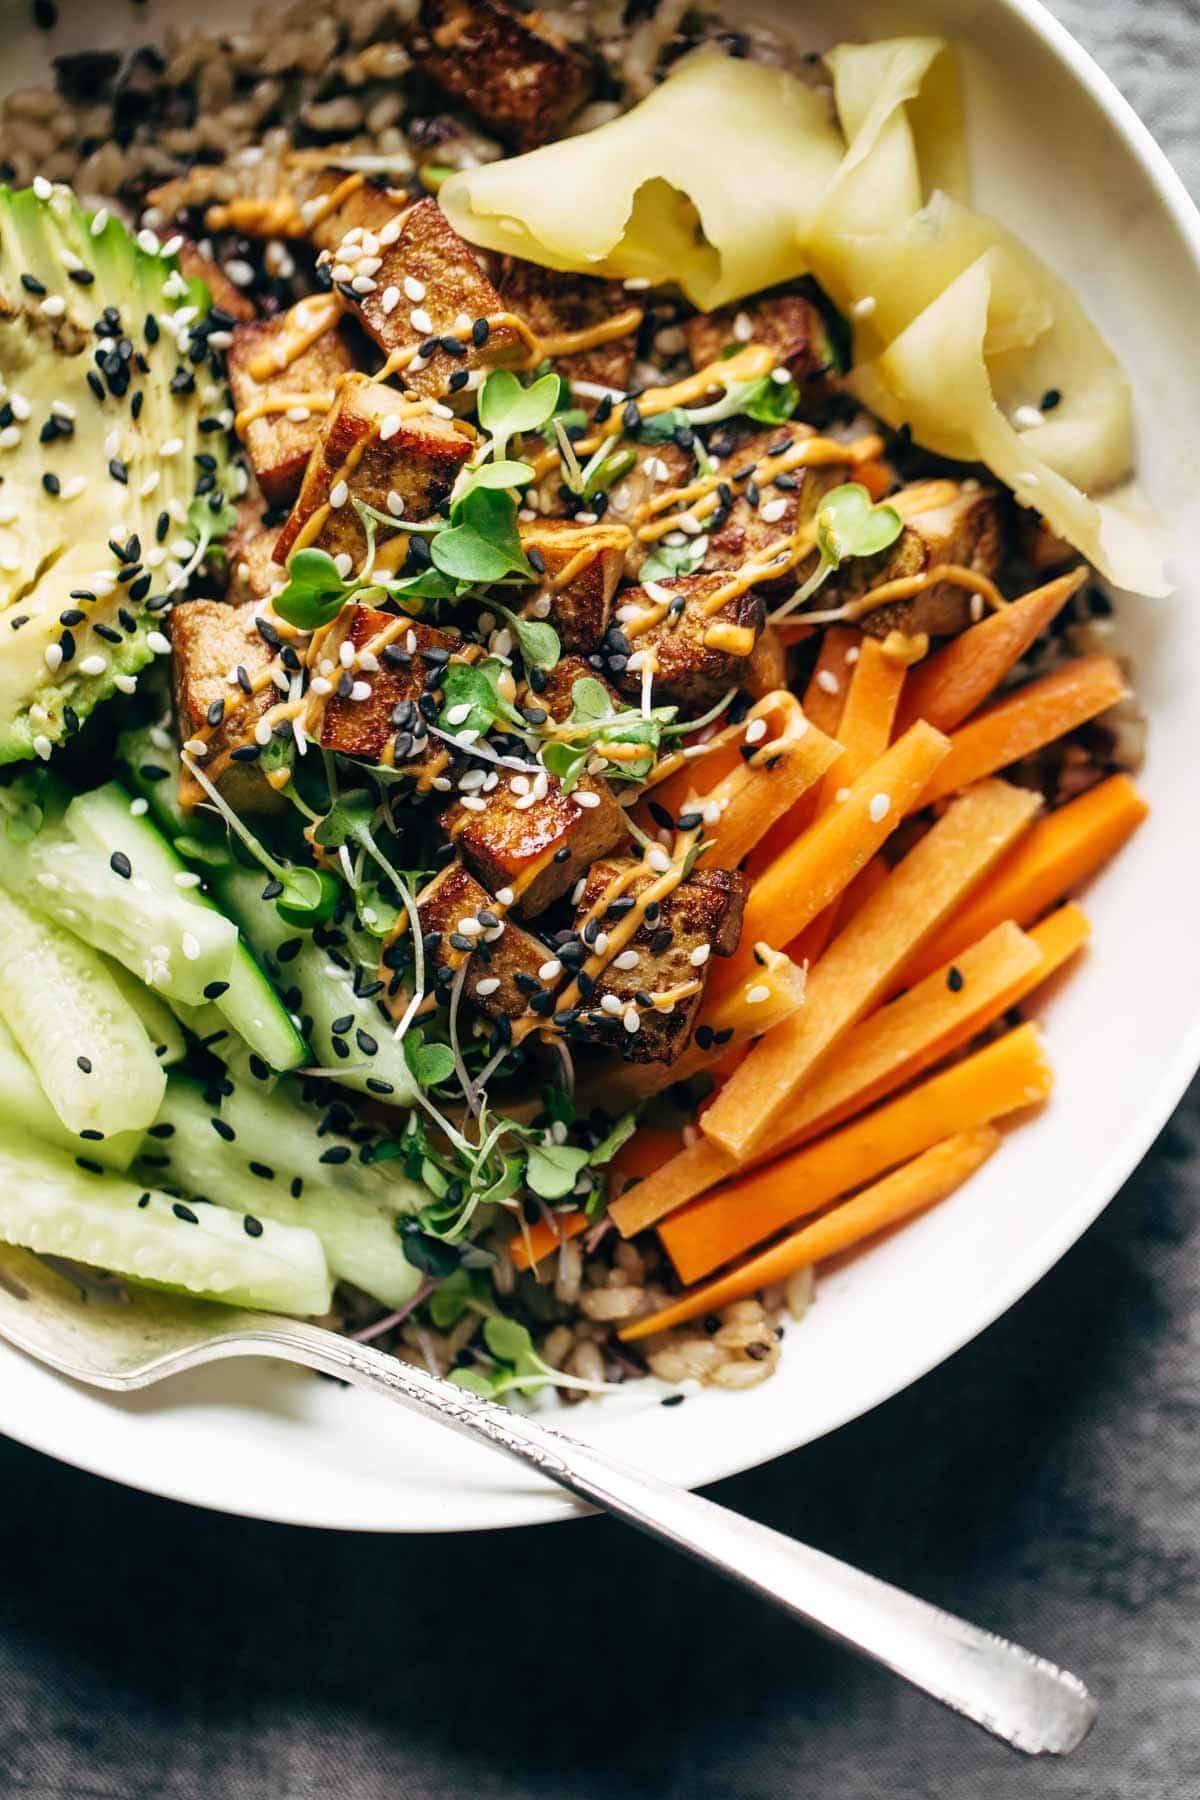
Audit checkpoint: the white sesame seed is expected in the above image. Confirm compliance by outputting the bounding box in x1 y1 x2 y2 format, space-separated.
970 592 986 623
593 933 610 955
445 702 473 727
601 993 623 1016
130 797 149 817
869 793 891 823
309 677 333 697
745 984 771 1005
147 631 172 655
330 480 349 509
334 553 353 579
623 276 652 290
429 401 454 420
851 295 877 318
836 787 851 803
161 234 184 259
623 1007 641 1033
457 916 483 937
475 977 501 997
138 471 160 498
182 738 207 757
286 405 311 424
33 176 52 200
381 286 400 316
331 264 353 285
339 640 356 668
174 870 202 888
689 943 711 967
613 949 640 971
647 847 671 874
32 734 52 761
159 437 183 458
379 414 401 443
460 794 486 812
732 310 754 342
350 680 371 702
386 489 406 516
38 295 66 319
181 931 201 962
816 669 839 695
410 307 433 334
254 719 273 745
379 218 402 246
403 275 426 302
43 644 63 673
137 228 161 255
538 958 563 981
78 654 107 677
352 274 377 295
0 427 20 450
759 497 789 524
1013 404 1044 430
114 673 137 696
358 257 383 278
575 789 601 809
90 207 109 237
744 717 768 744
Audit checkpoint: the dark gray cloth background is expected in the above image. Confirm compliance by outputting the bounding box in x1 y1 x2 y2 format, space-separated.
4 4 1200 1795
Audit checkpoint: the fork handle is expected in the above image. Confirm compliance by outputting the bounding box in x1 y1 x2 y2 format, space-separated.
238 1319 1094 1755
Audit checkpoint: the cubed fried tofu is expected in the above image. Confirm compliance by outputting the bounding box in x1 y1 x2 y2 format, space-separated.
170 599 281 813
330 198 530 400
570 861 747 1063
704 428 849 588
685 287 840 411
495 256 638 395
272 374 473 566
228 517 286 605
533 654 619 723
228 308 355 508
614 574 765 709
835 481 1006 641
319 609 457 771
602 439 694 579
301 172 408 256
442 772 626 918
415 862 553 1020
409 0 592 150
517 517 628 653
177 240 256 322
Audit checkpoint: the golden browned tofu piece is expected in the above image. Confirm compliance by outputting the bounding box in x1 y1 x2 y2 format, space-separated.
170 599 280 813
495 257 638 395
704 428 849 589
228 311 355 508
837 482 1006 641
614 574 765 709
518 517 628 653
177 240 256 322
301 173 408 257
228 518 286 605
319 609 456 770
685 287 840 410
570 861 747 1064
442 773 626 918
273 375 473 567
533 655 619 724
328 198 529 400
416 862 554 1019
410 0 592 150
602 438 695 579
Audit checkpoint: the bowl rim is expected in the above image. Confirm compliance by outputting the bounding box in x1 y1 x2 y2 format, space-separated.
2 0 1199 1531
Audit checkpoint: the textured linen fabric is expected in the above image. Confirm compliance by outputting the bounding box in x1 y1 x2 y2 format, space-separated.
3 5 1200 1797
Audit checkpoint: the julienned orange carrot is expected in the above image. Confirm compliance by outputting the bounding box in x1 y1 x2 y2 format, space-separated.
619 1128 1001 1340
660 1023 1053 1284
610 1126 687 1191
798 639 908 960
895 569 1087 736
746 626 856 873
608 907 1086 1239
694 701 841 869
702 778 1041 1160
510 1209 588 1272
915 654 1127 807
896 773 1146 990
709 719 951 1003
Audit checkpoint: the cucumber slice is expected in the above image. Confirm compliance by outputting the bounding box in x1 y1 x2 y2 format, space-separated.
139 1078 426 1308
212 862 418 1107
66 782 308 1072
0 832 236 1005
102 957 187 1066
169 1000 280 1092
0 1015 139 1171
0 886 165 1136
0 1132 330 1316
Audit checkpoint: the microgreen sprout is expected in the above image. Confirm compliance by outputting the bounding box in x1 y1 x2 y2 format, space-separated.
771 482 903 622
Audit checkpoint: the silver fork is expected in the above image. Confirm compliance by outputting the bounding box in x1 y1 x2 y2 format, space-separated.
0 1241 1096 1756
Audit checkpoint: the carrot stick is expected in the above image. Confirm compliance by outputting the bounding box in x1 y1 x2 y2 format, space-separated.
574 942 805 1116
620 1128 1001 1340
609 907 1084 1239
702 777 1041 1159
895 569 1087 735
746 626 857 873
693 701 841 869
709 719 951 1003
609 1126 687 1191
798 638 908 959
896 773 1146 991
915 654 1127 807
660 1022 1052 1283
510 1209 588 1271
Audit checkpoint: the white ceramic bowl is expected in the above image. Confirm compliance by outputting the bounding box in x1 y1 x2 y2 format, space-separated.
2 0 1198 1531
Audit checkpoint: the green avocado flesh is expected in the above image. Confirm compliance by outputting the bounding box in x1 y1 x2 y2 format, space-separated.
0 183 234 762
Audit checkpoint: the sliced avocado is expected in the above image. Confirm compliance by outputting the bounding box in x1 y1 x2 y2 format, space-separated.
0 183 238 763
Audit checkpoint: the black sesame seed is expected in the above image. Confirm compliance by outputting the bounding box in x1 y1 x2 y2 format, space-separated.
471 317 490 347
276 937 302 963
243 1215 264 1238
172 1202 199 1225
206 697 225 729
229 744 262 763
319 1145 351 1165
109 850 132 880
211 1117 235 1142
1041 388 1062 411
661 1393 685 1407
75 1157 103 1175
947 966 965 993
76 1054 93 1073
249 1162 275 1180
20 273 46 296
526 545 547 575
41 472 60 496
